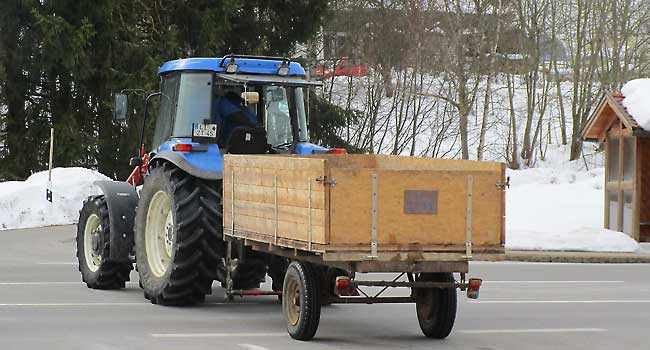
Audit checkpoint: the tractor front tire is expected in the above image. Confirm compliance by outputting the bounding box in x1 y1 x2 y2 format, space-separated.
76 196 132 289
135 164 224 305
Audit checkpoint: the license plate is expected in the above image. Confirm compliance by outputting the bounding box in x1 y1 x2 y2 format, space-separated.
192 123 218 139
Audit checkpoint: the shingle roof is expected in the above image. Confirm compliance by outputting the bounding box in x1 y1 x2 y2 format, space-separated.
610 92 641 129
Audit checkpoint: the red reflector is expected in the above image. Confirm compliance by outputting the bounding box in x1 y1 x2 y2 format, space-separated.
335 276 350 289
172 144 192 152
468 278 482 290
328 148 347 154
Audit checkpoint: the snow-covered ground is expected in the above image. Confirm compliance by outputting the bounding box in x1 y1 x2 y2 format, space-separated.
506 145 640 253
0 168 110 231
0 160 642 253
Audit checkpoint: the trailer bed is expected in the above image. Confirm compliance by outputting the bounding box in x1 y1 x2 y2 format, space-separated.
223 154 506 269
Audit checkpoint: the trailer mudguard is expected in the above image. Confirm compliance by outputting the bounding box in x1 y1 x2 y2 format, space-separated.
94 181 138 262
152 139 223 180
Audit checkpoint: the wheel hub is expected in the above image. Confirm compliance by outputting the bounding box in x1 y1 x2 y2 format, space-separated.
83 213 102 272
91 228 101 253
145 190 174 278
284 278 301 326
164 212 174 257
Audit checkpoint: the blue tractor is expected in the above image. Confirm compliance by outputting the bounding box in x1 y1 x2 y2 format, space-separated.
75 55 336 305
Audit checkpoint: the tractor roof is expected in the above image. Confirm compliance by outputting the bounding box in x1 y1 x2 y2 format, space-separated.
158 56 306 76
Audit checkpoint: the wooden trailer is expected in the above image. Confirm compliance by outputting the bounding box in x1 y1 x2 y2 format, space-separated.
222 154 506 340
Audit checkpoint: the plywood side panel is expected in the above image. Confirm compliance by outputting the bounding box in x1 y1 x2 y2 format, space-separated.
328 168 503 247
224 154 326 170
225 183 326 209
224 199 326 227
226 213 326 243
223 154 328 244
226 166 325 191
303 154 503 172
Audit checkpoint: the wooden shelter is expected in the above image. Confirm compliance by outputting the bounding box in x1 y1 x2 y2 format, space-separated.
582 91 650 242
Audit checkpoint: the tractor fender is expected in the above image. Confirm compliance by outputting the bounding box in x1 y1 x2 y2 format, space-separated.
151 150 223 180
94 181 138 262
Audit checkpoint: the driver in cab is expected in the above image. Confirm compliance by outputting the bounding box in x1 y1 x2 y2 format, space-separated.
214 86 257 146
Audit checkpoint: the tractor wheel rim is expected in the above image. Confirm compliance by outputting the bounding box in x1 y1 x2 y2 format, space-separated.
83 213 102 272
145 190 173 278
284 277 301 326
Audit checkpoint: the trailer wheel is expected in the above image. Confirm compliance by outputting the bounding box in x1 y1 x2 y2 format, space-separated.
282 261 321 340
134 164 225 305
76 196 132 289
414 273 457 339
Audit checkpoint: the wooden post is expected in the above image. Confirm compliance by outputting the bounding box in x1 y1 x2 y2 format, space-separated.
46 128 54 203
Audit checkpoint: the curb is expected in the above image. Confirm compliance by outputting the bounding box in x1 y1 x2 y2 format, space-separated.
506 250 650 263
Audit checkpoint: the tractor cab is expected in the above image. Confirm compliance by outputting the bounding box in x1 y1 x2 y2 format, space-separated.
116 55 331 183
152 56 321 154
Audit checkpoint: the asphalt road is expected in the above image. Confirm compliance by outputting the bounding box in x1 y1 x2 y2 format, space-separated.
1 225 649 350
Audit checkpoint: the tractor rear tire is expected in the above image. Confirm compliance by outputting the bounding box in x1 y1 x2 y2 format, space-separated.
135 164 225 305
76 196 133 289
414 273 457 339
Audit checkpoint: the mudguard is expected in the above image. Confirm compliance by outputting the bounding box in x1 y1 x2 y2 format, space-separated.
94 181 138 262
152 139 223 180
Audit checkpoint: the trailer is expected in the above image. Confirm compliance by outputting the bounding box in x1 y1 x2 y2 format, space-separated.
222 153 506 340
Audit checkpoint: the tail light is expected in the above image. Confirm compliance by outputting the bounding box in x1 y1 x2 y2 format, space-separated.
467 278 482 299
328 148 347 154
172 144 193 152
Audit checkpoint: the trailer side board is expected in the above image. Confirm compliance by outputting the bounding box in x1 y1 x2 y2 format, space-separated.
223 154 505 260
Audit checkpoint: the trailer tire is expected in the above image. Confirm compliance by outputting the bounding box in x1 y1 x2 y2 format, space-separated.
415 273 457 339
76 196 132 289
282 261 321 340
135 164 225 305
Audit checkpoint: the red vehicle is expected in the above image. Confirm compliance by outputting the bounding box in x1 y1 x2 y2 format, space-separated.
314 57 368 78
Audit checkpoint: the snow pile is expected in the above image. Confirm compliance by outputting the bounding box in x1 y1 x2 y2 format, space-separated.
506 146 640 252
621 78 650 130
0 168 111 231
508 228 640 252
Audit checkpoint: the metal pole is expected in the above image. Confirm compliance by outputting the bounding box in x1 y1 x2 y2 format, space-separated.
48 128 54 181
464 175 474 260
274 175 278 245
231 171 235 234
46 128 54 203
367 173 379 259
308 178 312 251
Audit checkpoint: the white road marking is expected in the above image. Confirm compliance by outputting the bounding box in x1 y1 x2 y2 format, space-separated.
0 302 151 307
239 344 274 350
0 281 139 285
470 261 648 266
0 282 80 285
37 262 77 265
0 302 245 307
469 300 650 304
484 280 625 284
152 333 285 338
458 328 607 334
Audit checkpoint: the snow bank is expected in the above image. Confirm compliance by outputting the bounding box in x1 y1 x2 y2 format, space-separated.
621 78 650 130
0 168 111 231
0 160 640 253
507 228 640 252
506 146 640 252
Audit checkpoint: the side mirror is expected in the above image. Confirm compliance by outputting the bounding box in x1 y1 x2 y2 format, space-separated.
114 93 128 121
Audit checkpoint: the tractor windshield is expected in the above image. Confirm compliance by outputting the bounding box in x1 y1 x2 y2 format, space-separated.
152 71 310 150
264 86 309 148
